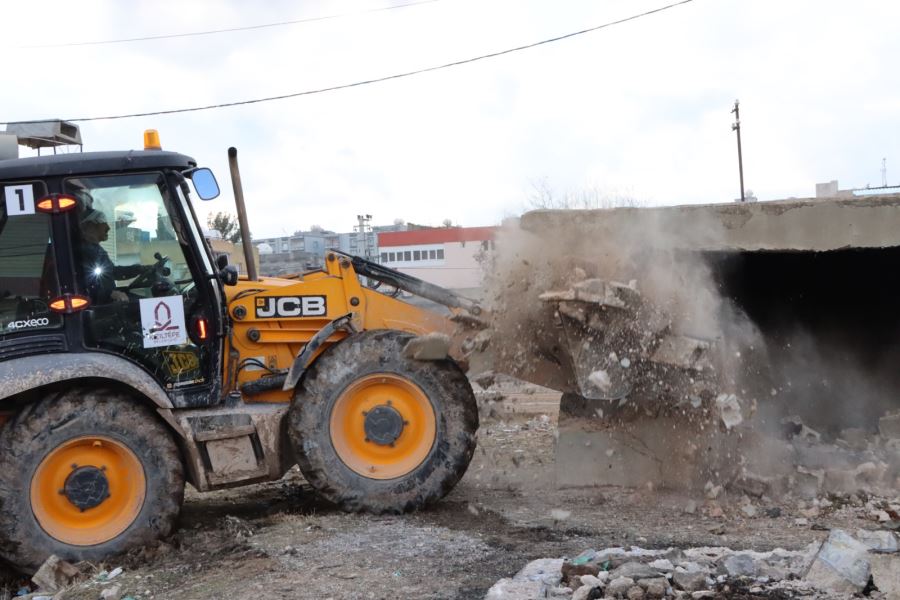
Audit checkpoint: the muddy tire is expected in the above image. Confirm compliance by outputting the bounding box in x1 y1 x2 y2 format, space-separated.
288 330 478 513
0 389 184 571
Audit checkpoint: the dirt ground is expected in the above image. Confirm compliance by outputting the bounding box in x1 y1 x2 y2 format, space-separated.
2 388 891 600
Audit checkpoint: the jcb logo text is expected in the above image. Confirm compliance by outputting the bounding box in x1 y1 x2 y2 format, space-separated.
255 295 327 318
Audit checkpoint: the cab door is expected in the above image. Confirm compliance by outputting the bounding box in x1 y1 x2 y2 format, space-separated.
0 180 67 356
64 172 222 407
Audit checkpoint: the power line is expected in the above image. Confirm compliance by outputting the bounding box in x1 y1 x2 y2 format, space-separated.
10 0 441 49
3 0 696 125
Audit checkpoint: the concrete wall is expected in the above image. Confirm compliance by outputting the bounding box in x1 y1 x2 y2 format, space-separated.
520 194 900 252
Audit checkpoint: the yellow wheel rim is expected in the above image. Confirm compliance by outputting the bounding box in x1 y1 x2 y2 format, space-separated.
30 436 146 546
330 373 436 480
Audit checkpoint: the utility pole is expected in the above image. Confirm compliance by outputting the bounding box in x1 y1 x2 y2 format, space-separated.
731 100 745 202
355 214 374 260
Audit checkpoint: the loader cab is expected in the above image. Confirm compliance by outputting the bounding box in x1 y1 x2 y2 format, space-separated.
0 147 228 408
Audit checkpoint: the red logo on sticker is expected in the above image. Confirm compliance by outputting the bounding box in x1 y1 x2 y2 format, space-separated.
150 300 178 334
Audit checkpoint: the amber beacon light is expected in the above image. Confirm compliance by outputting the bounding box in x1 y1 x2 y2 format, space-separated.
143 129 162 150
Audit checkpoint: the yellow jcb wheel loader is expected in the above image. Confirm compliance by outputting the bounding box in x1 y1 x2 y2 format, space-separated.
0 124 481 570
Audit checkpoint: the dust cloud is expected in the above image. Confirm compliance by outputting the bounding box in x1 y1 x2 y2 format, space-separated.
472 208 900 496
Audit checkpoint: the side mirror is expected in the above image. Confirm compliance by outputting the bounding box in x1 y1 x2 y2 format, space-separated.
220 265 239 286
215 254 229 270
188 168 220 200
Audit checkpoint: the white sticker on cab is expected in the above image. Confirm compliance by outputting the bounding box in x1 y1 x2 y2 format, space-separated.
139 296 187 348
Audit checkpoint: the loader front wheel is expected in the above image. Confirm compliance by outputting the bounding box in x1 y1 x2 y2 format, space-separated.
289 330 478 513
0 390 184 571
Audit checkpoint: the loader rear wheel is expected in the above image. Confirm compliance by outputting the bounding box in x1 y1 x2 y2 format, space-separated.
0 390 184 571
288 330 478 513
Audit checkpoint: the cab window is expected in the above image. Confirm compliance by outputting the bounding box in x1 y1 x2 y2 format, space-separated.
65 174 208 388
0 182 61 335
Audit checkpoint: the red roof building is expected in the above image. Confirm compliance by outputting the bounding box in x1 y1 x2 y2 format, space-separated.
377 226 497 290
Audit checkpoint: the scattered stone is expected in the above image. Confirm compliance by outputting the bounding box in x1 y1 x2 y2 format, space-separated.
740 503 757 518
588 370 611 391
723 553 758 577
855 529 899 553
571 584 596 600
703 481 722 500
580 573 607 588
484 579 545 599
513 558 564 587
715 394 742 429
683 500 697 515
626 585 644 600
804 529 871 594
637 577 667 598
794 517 809 527
606 576 636 597
100 584 122 600
673 570 708 592
647 559 674 572
31 555 80 593
609 562 661 581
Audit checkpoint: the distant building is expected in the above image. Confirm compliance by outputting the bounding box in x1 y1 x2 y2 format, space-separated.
252 231 329 276
377 226 497 290
203 231 260 276
816 179 900 198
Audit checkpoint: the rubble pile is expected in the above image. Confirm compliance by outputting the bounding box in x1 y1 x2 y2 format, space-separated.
485 528 900 599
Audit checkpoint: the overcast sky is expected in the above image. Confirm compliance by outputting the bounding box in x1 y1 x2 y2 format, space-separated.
5 0 899 236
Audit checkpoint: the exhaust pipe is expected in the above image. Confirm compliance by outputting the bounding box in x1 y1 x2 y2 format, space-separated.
227 147 259 282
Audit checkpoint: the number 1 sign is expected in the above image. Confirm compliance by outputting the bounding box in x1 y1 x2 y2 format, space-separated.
4 185 35 216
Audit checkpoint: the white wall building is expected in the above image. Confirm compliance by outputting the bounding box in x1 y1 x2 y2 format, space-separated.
377 226 496 290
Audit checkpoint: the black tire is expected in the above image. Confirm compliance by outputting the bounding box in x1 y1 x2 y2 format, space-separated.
288 330 478 513
0 389 184 571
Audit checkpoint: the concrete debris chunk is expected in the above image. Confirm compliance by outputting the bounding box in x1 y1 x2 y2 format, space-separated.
855 529 899 553
804 529 871 594
402 332 450 360
723 553 758 577
606 576 636 597
637 577 667 598
31 555 80 593
100 584 122 600
587 369 611 391
647 559 674 572
483 578 546 599
650 335 713 371
714 394 742 429
672 570 709 592
609 561 662 581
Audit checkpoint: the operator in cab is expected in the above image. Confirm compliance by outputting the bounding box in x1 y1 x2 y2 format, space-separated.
79 208 144 303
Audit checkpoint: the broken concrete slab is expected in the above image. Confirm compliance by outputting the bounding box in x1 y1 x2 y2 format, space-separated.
804 529 871 594
855 529 899 553
31 555 80 593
